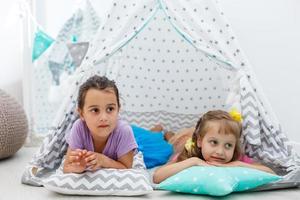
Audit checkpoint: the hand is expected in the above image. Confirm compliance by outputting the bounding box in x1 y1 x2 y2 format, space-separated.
66 149 88 173
84 151 104 171
207 160 244 167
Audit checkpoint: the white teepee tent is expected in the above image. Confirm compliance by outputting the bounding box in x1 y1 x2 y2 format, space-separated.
23 0 300 188
32 0 100 134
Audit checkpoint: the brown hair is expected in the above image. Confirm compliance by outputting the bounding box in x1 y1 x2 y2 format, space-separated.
77 75 120 109
177 110 242 162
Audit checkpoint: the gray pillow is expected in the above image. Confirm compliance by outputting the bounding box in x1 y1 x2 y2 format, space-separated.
43 152 153 196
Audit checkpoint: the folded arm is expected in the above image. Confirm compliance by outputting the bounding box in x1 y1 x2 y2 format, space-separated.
207 160 276 174
85 150 135 170
63 148 87 173
153 157 211 184
63 148 135 173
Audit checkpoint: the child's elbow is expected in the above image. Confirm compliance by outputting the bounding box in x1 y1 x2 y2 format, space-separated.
123 161 133 169
153 176 160 184
266 167 276 175
152 172 163 184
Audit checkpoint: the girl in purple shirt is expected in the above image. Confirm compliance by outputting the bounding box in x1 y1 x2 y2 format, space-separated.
63 75 137 173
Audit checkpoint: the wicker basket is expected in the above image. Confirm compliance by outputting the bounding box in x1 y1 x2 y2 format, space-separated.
0 89 28 159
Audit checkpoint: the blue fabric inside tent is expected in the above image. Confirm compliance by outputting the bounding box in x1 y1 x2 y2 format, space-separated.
131 125 173 169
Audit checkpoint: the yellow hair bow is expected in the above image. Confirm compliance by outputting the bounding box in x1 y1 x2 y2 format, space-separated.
184 138 195 151
229 108 243 123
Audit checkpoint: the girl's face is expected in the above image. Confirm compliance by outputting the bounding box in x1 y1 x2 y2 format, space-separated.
78 88 119 139
197 121 237 164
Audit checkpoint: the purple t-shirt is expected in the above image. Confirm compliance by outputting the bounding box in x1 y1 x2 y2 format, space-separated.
66 118 137 160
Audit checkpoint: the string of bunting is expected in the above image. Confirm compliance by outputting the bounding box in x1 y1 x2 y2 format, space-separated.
21 1 89 63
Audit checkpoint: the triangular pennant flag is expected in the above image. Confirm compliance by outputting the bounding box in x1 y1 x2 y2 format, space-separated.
32 29 54 61
67 42 89 68
48 60 64 85
71 35 77 43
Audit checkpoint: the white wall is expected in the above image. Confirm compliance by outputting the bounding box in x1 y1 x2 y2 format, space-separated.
0 0 24 103
36 0 111 37
1 0 299 143
220 0 300 143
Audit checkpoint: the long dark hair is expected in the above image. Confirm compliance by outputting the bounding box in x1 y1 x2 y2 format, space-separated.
177 110 242 162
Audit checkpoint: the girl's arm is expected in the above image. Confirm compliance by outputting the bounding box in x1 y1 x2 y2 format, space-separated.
208 161 275 174
246 162 275 174
63 148 87 173
153 157 210 184
85 150 135 170
238 161 275 174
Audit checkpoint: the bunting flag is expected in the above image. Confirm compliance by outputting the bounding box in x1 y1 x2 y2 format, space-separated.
71 35 78 43
67 42 89 68
32 29 54 61
48 60 64 85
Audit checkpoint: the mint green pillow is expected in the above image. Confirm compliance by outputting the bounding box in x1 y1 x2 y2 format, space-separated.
158 166 281 196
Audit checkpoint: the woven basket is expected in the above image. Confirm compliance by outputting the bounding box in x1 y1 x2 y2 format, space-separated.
0 89 28 159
